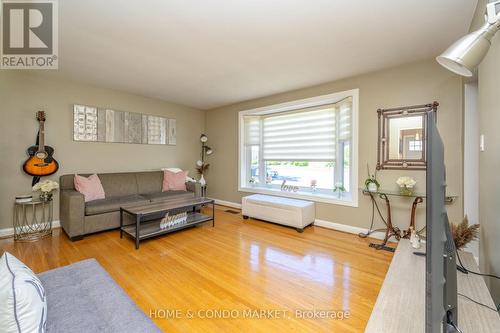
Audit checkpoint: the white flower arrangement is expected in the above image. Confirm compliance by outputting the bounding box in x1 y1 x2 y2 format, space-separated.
32 180 59 193
396 176 416 188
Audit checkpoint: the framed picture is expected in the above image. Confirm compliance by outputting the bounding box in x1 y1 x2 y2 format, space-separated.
73 104 176 145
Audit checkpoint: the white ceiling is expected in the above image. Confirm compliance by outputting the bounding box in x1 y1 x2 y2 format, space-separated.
48 0 477 109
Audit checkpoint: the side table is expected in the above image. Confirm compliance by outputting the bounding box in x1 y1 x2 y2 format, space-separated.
359 189 456 252
13 199 53 241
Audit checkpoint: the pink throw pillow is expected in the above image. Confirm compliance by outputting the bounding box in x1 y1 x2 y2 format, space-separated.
162 170 188 191
74 174 106 202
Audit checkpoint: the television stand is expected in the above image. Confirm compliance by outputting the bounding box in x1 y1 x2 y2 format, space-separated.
365 239 500 332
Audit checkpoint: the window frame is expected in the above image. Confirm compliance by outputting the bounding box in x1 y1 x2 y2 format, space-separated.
238 89 359 207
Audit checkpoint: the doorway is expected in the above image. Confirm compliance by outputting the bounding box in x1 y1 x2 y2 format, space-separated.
464 81 479 260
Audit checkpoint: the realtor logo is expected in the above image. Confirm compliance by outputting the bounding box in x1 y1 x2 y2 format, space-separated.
1 0 58 69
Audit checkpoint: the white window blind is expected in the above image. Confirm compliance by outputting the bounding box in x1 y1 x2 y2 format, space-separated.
262 105 336 161
244 116 261 145
338 98 352 141
243 98 352 162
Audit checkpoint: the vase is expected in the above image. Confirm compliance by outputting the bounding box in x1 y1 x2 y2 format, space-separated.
39 192 53 202
367 182 378 192
399 186 414 196
199 174 206 187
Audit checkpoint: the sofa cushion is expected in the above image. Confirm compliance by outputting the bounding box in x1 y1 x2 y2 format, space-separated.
142 190 194 203
136 171 163 194
0 252 47 333
162 170 188 191
97 173 139 197
85 195 149 216
74 174 106 202
38 259 161 333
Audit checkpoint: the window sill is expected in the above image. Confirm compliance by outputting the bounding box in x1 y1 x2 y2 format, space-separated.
238 186 358 207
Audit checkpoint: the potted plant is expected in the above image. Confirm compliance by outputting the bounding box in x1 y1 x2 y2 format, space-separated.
249 177 258 186
365 164 380 192
333 182 346 198
32 180 59 202
396 176 416 196
449 216 479 250
310 179 317 193
265 175 273 187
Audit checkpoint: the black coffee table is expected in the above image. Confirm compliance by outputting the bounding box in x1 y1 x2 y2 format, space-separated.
120 197 215 249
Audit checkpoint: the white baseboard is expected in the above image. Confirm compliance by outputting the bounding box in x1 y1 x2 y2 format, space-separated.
314 219 387 241
0 220 61 238
211 198 387 241
212 199 242 209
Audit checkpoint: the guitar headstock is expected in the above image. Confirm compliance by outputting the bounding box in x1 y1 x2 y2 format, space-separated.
36 111 46 122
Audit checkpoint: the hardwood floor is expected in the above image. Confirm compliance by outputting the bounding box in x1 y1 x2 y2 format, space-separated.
0 205 393 333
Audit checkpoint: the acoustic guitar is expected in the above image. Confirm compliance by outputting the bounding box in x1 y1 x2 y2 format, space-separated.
23 111 59 177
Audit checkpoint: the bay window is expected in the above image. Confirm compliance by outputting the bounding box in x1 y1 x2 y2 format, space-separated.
239 89 358 206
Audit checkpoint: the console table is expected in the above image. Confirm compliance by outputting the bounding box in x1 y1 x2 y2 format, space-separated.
360 189 456 252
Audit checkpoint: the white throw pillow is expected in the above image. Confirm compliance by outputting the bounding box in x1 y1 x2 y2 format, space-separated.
0 252 47 333
160 168 197 182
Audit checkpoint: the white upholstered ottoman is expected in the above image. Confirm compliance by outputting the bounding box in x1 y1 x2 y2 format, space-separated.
241 194 315 232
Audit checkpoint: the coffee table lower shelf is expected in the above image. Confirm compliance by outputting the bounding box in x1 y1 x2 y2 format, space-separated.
120 198 215 249
121 212 213 240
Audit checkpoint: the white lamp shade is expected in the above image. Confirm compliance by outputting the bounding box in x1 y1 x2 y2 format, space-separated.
436 22 496 77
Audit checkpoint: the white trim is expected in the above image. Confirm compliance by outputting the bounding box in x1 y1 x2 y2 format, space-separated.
213 199 242 209
0 220 61 238
238 186 357 206
238 89 359 208
314 218 387 241
210 201 392 242
238 89 359 116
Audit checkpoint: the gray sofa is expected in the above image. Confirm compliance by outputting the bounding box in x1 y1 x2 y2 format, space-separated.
60 171 201 240
39 258 161 332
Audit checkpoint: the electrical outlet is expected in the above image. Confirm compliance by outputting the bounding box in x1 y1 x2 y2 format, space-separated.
480 134 485 152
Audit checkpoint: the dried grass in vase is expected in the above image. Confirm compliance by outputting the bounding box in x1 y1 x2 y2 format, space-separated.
449 216 479 250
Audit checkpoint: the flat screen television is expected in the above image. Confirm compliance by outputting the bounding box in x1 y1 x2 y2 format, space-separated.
425 110 458 332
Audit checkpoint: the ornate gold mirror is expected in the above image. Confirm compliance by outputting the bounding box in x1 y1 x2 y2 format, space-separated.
377 102 438 170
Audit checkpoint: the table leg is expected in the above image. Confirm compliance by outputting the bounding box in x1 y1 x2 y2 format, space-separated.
120 208 123 239
403 196 424 239
359 192 378 237
135 215 140 250
212 202 215 227
382 193 394 242
369 193 401 252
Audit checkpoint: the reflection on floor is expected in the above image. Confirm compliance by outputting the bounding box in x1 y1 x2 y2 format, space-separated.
0 205 393 333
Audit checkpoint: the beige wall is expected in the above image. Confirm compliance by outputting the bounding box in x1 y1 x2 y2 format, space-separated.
473 0 500 302
205 59 463 233
0 71 205 230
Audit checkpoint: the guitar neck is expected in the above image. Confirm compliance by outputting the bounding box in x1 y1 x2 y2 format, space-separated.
38 121 45 153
